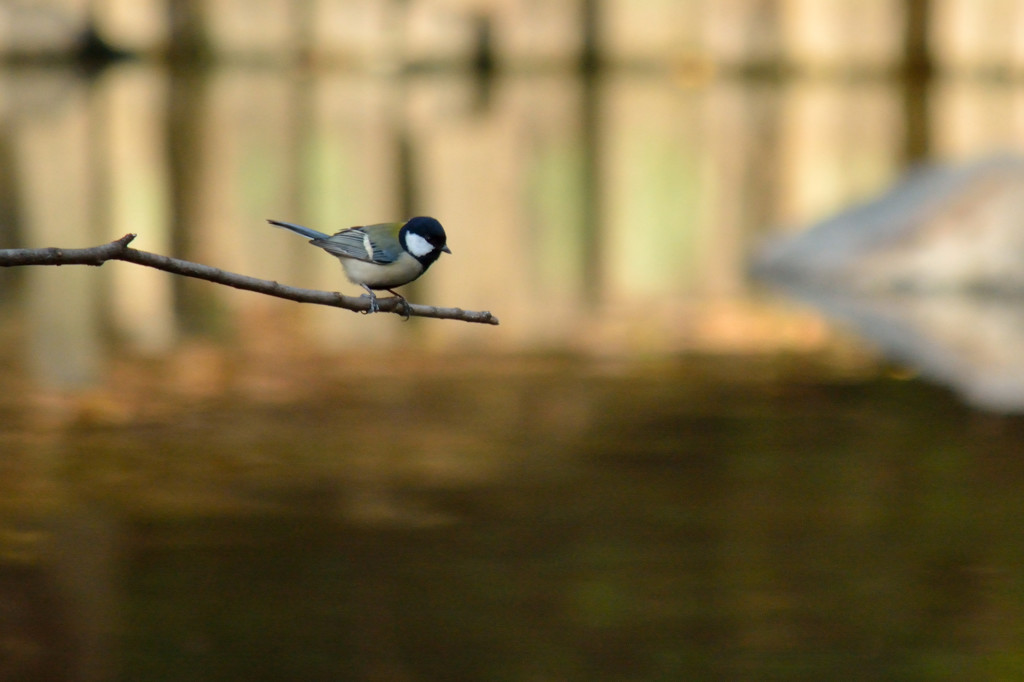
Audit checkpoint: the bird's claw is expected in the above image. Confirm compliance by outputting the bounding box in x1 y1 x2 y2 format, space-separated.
360 293 379 314
395 298 412 321
385 290 412 320
359 289 410 318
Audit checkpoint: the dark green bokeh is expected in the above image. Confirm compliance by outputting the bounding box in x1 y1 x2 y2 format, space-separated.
75 368 1024 681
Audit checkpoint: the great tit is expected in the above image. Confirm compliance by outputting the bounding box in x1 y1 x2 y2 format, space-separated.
268 216 451 314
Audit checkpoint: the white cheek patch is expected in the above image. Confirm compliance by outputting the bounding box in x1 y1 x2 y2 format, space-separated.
405 232 436 258
362 232 374 260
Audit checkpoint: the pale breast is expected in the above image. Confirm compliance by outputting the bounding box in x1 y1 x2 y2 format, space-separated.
339 252 425 289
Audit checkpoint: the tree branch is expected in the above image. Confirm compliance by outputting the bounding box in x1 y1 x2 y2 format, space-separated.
0 234 500 325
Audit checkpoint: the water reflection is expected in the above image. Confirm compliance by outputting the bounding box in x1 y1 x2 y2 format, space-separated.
6 61 1024 679
5 358 1024 679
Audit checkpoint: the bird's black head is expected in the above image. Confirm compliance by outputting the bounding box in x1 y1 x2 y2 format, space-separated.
400 216 452 267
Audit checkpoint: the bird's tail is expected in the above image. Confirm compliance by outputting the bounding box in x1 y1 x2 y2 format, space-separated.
267 219 330 240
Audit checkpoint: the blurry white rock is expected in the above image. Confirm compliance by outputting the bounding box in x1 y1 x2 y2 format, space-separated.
756 155 1024 293
755 154 1024 412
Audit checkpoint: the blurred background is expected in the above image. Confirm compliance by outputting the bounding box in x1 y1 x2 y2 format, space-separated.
4 1 1024 680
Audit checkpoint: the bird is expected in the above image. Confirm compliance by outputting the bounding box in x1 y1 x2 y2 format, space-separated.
268 216 451 315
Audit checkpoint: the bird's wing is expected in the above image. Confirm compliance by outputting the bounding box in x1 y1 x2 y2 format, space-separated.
311 223 402 264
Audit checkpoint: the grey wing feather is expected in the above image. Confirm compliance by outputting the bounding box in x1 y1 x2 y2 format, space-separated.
312 225 398 264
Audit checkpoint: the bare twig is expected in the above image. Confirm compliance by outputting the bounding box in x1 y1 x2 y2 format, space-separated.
0 234 500 325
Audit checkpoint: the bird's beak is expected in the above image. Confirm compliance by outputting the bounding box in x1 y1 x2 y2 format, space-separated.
442 245 452 254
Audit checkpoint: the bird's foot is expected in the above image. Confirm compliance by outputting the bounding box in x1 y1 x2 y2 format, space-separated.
385 289 412 320
359 290 380 314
